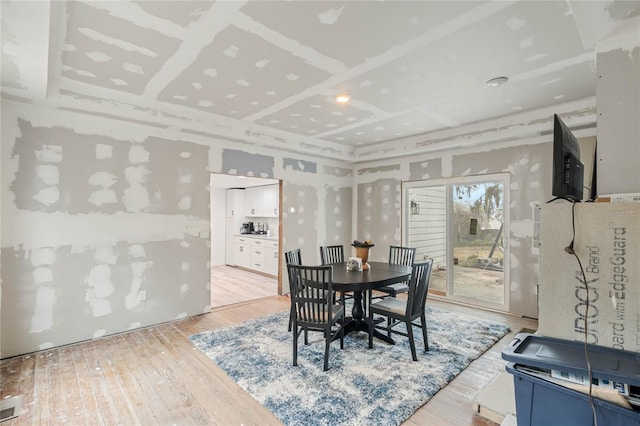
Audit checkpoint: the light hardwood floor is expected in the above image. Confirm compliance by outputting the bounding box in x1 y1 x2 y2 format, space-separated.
211 265 278 308
1 279 537 425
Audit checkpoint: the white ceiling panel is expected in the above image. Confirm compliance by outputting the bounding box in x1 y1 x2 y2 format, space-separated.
239 1 487 68
3 0 639 160
254 94 374 137
136 0 215 28
431 61 597 125
337 1 587 114
321 110 445 146
62 1 182 95
157 24 333 118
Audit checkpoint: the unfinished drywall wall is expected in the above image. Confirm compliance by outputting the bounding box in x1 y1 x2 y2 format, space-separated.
281 183 319 267
409 159 443 182
355 141 555 318
210 186 226 266
356 177 401 260
1 105 213 357
221 149 275 178
324 186 353 247
1 100 353 358
2 236 208 352
278 152 354 263
283 157 317 174
595 20 640 195
1 108 211 357
10 124 210 216
323 165 353 178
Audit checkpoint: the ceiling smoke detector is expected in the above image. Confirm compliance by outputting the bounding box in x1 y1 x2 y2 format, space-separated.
485 76 509 87
335 94 351 103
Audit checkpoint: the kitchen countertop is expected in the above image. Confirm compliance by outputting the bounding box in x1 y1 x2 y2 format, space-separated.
235 233 278 241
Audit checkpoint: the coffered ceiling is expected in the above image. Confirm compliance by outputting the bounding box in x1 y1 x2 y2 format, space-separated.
2 1 639 159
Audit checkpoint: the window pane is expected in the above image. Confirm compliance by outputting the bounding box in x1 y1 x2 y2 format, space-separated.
407 185 447 294
451 182 504 304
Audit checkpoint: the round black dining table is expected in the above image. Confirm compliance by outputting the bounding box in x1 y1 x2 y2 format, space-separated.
331 261 412 344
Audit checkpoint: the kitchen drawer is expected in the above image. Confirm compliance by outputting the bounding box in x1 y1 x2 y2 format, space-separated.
252 239 265 247
252 247 265 258
252 245 266 272
251 259 266 272
235 236 250 245
266 240 278 250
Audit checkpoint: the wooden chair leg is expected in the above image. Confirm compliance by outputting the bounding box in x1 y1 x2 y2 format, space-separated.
367 295 374 349
421 312 429 351
293 324 298 366
407 321 417 361
288 303 295 332
323 333 331 371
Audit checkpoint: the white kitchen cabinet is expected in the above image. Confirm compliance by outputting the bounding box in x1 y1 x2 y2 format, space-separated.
244 184 279 218
250 239 266 272
244 186 263 217
265 240 279 276
233 235 279 276
234 236 251 268
226 189 244 218
263 184 279 218
226 189 245 266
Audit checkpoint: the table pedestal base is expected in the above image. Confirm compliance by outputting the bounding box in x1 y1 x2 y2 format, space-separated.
341 317 395 345
342 290 395 345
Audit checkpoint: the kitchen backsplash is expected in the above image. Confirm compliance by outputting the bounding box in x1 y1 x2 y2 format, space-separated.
244 217 278 236
264 217 278 236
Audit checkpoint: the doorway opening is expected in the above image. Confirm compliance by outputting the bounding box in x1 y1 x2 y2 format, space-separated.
402 173 509 312
209 173 282 308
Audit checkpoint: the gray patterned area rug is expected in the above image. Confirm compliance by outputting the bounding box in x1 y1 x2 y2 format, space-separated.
189 307 510 426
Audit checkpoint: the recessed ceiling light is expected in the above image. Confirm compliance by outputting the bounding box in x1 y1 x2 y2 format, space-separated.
336 94 351 103
486 76 509 87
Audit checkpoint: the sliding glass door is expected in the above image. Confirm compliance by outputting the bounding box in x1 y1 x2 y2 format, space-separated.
403 174 509 311
406 185 447 295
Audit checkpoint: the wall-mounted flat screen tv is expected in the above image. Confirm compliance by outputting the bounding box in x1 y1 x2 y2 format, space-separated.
552 114 584 201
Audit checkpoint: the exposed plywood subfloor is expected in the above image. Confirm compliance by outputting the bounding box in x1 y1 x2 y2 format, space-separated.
211 265 278 308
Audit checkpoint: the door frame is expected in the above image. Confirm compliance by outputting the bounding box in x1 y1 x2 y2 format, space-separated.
210 173 283 303
401 173 510 312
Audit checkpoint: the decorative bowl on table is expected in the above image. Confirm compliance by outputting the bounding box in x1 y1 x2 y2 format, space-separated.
351 240 374 270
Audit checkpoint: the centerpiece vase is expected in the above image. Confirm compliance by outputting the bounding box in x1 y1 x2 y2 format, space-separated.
354 246 372 270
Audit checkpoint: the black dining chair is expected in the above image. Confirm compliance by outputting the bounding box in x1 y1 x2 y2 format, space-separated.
320 244 354 303
320 245 344 265
284 249 302 332
288 264 345 371
369 259 433 360
375 246 416 298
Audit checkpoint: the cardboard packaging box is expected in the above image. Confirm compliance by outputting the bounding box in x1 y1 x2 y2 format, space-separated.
538 202 640 353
